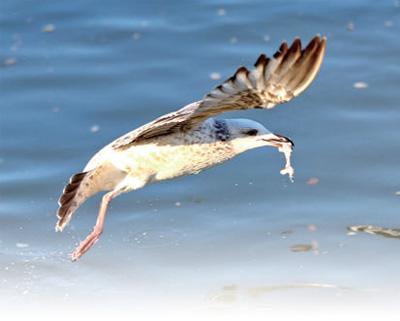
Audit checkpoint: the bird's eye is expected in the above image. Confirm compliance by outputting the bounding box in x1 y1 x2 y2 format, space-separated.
245 129 258 136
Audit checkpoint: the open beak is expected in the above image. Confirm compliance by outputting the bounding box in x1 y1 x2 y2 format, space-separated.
261 133 294 149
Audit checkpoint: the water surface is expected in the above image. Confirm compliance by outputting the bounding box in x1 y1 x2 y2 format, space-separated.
1 0 400 319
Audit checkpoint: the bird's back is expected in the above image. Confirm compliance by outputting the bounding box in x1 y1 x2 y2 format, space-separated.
89 118 234 181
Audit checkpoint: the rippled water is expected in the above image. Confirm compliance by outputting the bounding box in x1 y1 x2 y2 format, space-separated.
1 0 400 319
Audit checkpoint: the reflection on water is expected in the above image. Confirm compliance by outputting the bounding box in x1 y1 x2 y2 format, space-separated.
1 0 400 318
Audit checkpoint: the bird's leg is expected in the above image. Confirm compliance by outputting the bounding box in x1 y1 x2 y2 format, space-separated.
70 175 147 261
71 190 117 261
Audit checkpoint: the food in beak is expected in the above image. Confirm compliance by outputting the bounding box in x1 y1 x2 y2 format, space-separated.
270 134 295 182
278 141 294 182
261 134 295 182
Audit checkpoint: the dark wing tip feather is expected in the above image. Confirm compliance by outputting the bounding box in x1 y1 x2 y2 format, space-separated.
234 66 249 77
254 54 268 68
302 35 320 55
56 171 88 231
273 41 289 59
290 38 302 53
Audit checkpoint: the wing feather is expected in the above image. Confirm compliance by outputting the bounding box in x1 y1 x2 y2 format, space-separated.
113 36 326 149
192 35 326 121
111 102 199 149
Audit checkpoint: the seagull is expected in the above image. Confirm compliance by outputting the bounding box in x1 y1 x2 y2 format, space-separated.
56 35 326 261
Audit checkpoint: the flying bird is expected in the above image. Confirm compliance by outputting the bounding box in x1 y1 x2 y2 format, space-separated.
56 36 326 261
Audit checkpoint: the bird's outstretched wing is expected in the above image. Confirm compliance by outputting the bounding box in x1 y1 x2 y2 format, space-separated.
190 35 326 120
113 35 326 149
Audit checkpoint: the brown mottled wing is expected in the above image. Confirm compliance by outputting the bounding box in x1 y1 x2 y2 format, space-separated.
113 36 326 149
189 35 326 122
111 102 200 149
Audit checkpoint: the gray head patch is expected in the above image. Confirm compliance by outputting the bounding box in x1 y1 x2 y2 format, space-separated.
213 119 230 141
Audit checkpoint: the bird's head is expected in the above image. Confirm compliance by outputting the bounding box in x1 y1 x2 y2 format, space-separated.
224 118 294 154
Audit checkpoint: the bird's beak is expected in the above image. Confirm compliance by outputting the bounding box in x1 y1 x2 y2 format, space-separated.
260 133 295 149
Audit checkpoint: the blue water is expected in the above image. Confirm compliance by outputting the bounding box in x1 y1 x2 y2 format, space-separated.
1 0 400 319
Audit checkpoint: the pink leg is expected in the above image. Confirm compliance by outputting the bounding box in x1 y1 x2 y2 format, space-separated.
71 191 115 261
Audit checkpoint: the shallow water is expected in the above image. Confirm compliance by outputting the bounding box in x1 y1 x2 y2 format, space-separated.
1 0 400 319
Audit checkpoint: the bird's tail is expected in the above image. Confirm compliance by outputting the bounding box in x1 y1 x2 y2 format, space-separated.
56 169 98 232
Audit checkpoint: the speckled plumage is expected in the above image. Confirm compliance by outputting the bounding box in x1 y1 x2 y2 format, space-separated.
91 118 233 178
56 36 326 261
